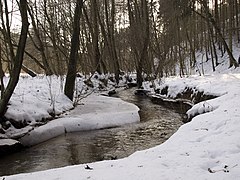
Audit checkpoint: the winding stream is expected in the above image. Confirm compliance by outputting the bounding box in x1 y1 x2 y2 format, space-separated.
0 88 183 176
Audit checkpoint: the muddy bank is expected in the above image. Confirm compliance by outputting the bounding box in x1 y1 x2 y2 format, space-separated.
150 86 218 122
0 139 23 157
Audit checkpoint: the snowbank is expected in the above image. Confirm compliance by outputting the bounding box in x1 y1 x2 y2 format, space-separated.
19 94 140 146
0 139 23 156
0 139 19 146
2 73 240 180
1 74 134 138
3 76 74 130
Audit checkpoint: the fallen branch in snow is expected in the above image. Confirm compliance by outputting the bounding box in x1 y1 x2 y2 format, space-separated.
74 88 97 106
194 128 208 131
208 164 238 173
85 165 93 170
208 167 229 173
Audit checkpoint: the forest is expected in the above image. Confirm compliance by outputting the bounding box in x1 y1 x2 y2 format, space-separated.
1 1 240 179
0 0 240 117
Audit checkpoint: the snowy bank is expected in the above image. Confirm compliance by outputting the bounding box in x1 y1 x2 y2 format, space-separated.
0 139 19 146
4 75 74 123
19 94 140 146
1 74 134 139
2 73 240 180
0 139 23 156
1 76 74 138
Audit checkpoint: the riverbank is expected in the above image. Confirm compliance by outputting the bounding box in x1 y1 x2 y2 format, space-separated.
0 88 182 176
0 74 139 154
19 94 140 146
2 73 240 180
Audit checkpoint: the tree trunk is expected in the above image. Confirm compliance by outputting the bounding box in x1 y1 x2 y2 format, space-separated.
127 0 149 88
102 0 120 84
235 0 240 42
195 0 238 68
0 0 29 117
0 43 5 98
21 65 37 77
64 0 83 101
228 0 233 53
27 5 53 75
91 0 101 74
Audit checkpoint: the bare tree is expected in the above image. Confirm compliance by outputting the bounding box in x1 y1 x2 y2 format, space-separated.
27 2 53 75
194 0 239 68
64 0 83 101
0 0 29 117
127 0 150 87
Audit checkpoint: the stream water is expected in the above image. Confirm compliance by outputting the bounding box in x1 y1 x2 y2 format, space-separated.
0 88 183 176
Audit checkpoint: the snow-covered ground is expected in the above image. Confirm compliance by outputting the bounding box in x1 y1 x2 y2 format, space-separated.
0 74 139 145
1 70 240 179
19 94 140 146
1 43 240 179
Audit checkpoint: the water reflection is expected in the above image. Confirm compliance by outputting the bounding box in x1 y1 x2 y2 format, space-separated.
0 88 183 176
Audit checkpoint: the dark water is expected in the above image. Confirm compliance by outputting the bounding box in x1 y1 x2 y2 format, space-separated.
0 88 183 176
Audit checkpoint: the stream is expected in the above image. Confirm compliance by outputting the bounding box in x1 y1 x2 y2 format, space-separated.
0 88 183 176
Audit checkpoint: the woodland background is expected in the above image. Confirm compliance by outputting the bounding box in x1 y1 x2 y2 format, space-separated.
0 0 240 116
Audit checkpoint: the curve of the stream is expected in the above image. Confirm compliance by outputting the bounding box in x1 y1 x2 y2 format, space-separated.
0 88 183 176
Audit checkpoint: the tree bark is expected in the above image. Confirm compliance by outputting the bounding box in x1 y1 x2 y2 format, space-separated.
127 0 149 87
0 0 29 117
21 65 37 77
195 1 238 68
91 0 101 74
64 0 83 101
27 5 53 75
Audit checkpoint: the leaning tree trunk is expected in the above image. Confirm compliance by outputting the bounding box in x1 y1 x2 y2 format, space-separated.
0 0 29 117
64 0 83 101
200 0 238 68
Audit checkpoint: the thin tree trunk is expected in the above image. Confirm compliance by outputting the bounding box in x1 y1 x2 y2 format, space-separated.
235 0 240 42
195 1 238 67
27 5 53 75
91 0 101 74
228 0 233 53
0 43 5 98
185 29 196 68
208 27 216 71
21 65 37 77
0 0 29 117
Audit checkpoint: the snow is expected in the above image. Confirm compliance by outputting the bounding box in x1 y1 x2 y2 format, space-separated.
2 74 135 139
1 42 240 179
1 71 240 180
4 75 74 126
19 94 140 146
0 139 19 146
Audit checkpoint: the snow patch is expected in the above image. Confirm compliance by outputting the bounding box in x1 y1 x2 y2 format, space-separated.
19 95 140 146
